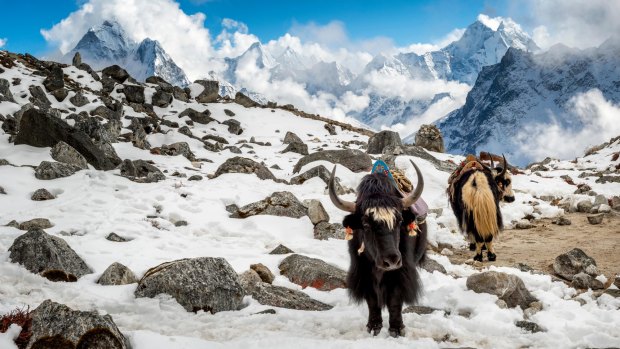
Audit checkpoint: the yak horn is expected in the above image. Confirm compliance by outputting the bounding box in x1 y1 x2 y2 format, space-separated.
498 154 508 177
402 160 424 208
489 155 495 171
328 166 356 212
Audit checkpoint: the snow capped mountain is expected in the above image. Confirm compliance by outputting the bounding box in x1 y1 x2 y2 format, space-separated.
66 20 190 86
224 42 277 83
436 38 620 165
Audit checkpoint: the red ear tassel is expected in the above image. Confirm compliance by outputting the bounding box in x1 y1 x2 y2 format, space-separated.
408 222 417 236
345 226 353 240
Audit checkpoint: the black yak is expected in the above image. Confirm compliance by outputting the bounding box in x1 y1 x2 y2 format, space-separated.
329 160 427 337
448 155 514 262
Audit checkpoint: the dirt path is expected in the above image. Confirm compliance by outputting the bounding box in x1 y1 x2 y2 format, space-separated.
448 212 620 279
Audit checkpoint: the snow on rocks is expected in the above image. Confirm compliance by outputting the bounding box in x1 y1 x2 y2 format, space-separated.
213 156 277 181
278 254 347 291
367 130 402 154
292 149 372 173
229 191 307 219
553 248 599 280
51 141 89 169
34 161 81 180
466 271 537 309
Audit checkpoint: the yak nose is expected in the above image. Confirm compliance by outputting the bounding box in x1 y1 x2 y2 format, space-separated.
504 196 515 203
381 253 402 271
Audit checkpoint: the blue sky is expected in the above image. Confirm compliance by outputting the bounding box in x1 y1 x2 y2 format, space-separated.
0 0 514 55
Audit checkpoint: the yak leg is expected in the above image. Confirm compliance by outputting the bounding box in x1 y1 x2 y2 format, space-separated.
366 293 382 336
473 242 484 262
486 240 496 261
387 291 405 337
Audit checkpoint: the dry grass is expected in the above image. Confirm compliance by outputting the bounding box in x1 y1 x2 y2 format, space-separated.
0 306 33 349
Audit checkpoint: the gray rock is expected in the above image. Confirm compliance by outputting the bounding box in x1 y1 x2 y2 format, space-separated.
213 157 277 181
553 248 598 280
43 65 65 92
414 124 445 152
51 88 69 102
466 271 536 309
28 85 51 110
515 320 544 333
367 130 402 154
402 305 441 315
615 275 620 289
292 149 372 173
597 204 612 213
230 191 307 219
8 228 92 281
306 200 330 225
593 194 608 206
155 142 196 161
250 263 275 284
234 91 259 107
313 221 345 240
282 142 309 155
119 159 165 183
31 188 55 201
6 220 19 228
69 91 90 107
0 185 5 195
123 84 145 104
420 258 447 274
222 119 243 135
283 131 303 144
102 65 130 83
516 220 535 229
278 254 347 291
290 164 349 195
27 299 129 349
179 107 215 125
188 175 203 181
35 161 81 180
72 52 82 66
18 218 54 230
174 220 188 227
552 216 572 226
51 141 89 169
172 86 189 102
194 80 220 103
571 272 604 290
611 196 620 211
202 134 228 144
587 214 604 225
106 233 129 242
324 123 337 135
0 78 15 102
269 244 294 255
152 89 173 108
135 257 244 313
576 200 593 213
146 76 173 91
97 262 138 285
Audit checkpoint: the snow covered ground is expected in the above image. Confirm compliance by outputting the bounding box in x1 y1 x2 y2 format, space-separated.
0 54 619 349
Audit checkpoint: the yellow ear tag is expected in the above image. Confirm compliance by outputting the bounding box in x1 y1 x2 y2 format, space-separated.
408 222 417 237
345 226 353 241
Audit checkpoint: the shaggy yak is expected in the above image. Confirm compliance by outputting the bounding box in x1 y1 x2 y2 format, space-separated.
329 160 427 337
447 154 515 262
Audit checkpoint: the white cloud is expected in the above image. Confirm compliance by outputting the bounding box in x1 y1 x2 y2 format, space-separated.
400 27 465 55
364 71 471 101
0 38 6 48
516 89 620 162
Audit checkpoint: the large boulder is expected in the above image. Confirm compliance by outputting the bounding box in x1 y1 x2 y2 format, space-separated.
415 124 445 152
367 130 402 154
282 141 309 155
283 131 303 144
179 107 215 125
152 89 173 108
119 159 165 183
229 191 307 219
135 257 244 313
51 141 89 169
153 142 195 161
278 254 347 291
553 248 598 280
213 157 277 181
0 78 15 102
8 228 92 282
43 65 64 92
234 91 259 107
31 188 56 201
14 109 121 170
28 85 51 110
292 149 372 173
123 84 145 104
222 119 243 135
69 91 90 107
313 222 345 240
26 300 130 349
34 161 81 180
306 200 330 225
290 165 349 195
18 218 53 230
194 80 220 103
466 271 536 309
97 262 138 286
102 65 129 83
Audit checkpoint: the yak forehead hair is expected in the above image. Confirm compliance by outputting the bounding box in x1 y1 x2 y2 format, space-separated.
365 207 397 230
357 173 400 197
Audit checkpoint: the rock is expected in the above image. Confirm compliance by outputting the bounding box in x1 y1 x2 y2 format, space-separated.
188 175 203 181
515 320 544 333
234 91 259 107
414 124 445 152
597 204 612 213
239 270 332 311
151 89 173 108
324 124 337 135
283 131 303 144
28 85 51 110
8 228 92 281
179 107 215 125
292 149 372 173
553 248 598 280
123 84 145 104
31 188 55 201
119 159 166 183
230 191 307 219
102 65 130 83
367 130 402 154
278 254 347 291
194 80 220 103
213 157 277 181
313 222 345 240
269 244 294 255
135 257 244 313
128 120 150 150
222 119 243 135
290 164 349 194
35 161 81 180
69 91 90 107
27 299 129 349
282 141 309 155
18 218 54 230
515 220 535 229
305 200 330 225
106 233 129 242
51 88 68 102
97 262 138 285
250 263 275 284
146 76 173 90
51 141 89 169
0 78 15 102
403 305 441 315
611 196 620 211
552 216 572 226
72 52 82 66
174 220 188 227
43 65 64 92
170 86 188 102
496 299 508 309
14 109 121 170
593 194 607 206
420 258 447 274
466 271 536 309
603 289 620 298
576 200 593 213
154 142 196 161
0 185 5 195
587 214 604 225
571 272 604 290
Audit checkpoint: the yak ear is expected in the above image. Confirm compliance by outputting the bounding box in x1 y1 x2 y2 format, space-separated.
401 209 416 226
343 213 363 230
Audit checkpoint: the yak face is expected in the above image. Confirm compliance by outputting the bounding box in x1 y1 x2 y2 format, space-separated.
493 167 515 202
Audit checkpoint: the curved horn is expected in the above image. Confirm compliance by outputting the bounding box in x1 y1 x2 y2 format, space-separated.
477 160 492 173
402 160 424 208
489 155 495 171
498 154 508 177
328 166 356 212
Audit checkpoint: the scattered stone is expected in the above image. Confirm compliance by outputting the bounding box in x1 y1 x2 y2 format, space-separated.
51 141 89 169
135 257 244 313
119 159 166 183
224 109 235 116
69 91 90 107
97 262 138 285
402 305 440 315
597 204 612 213
292 149 372 173
466 271 537 309
27 300 130 349
5 220 19 228
282 141 309 155
28 85 51 110
576 200 593 213
154 142 196 161
604 289 620 298
0 185 5 195
290 164 349 194
213 157 277 181
283 131 303 144
34 161 81 180
420 258 447 274
269 244 294 255
122 84 145 104
43 65 64 92
234 91 259 107
202 134 228 144
367 130 403 154
18 218 53 230
51 88 68 102
188 175 203 181
8 228 92 281
102 65 130 83
230 191 307 219
313 222 345 240
151 89 173 108
179 107 215 125
552 216 572 226
174 220 188 227
324 123 337 135
31 188 55 201
593 194 608 206
254 309 276 315
587 214 604 225
0 78 15 102
278 254 347 291
515 320 544 333
305 199 330 225
611 196 620 211
194 80 220 103
496 299 508 309
172 86 189 102
222 119 243 135
106 233 129 242
516 220 535 229
250 263 275 284
571 272 604 290
553 248 598 280
415 124 445 152
614 275 620 289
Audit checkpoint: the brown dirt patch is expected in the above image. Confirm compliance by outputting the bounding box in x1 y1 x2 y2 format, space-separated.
448 212 620 279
